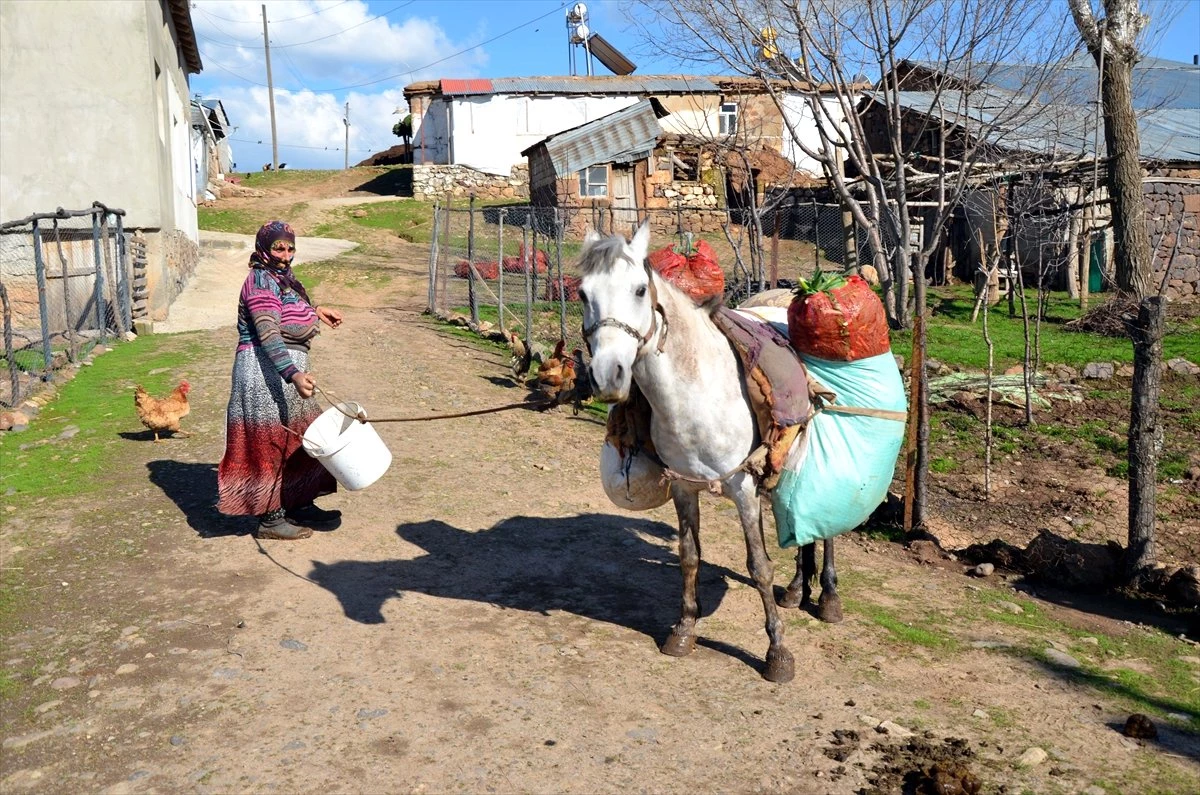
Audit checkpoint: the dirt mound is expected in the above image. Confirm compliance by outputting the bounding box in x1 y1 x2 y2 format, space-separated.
356 144 412 167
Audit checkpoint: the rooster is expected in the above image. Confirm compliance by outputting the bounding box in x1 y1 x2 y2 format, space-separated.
134 380 191 442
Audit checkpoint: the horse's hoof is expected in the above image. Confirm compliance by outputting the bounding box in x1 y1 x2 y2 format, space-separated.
661 630 696 657
763 646 795 683
777 588 803 609
817 593 844 624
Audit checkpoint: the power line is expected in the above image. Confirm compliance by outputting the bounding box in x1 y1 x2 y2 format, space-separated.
195 0 353 25
230 136 375 153
270 1 416 49
200 2 569 94
283 1 569 91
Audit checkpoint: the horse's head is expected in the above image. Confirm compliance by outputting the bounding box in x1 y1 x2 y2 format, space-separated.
578 223 656 403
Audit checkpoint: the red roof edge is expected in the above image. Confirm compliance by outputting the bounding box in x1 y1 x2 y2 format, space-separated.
440 78 494 94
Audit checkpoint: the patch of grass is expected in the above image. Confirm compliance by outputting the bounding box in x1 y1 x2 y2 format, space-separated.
848 601 957 650
0 335 199 506
197 207 261 234
930 456 956 473
891 285 1200 370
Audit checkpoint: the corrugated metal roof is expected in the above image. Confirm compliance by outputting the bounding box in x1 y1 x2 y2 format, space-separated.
522 99 669 175
440 76 719 96
906 56 1200 109
878 87 1200 162
440 78 494 94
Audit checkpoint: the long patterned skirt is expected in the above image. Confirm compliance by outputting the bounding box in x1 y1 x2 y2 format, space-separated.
217 346 336 517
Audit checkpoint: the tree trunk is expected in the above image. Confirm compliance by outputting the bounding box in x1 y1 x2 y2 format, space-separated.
1099 55 1152 296
1126 295 1164 582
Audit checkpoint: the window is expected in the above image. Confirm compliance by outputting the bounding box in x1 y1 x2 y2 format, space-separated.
578 165 608 197
719 101 738 135
670 149 700 182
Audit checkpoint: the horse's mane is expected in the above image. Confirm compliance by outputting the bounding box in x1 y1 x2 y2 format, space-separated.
578 233 637 276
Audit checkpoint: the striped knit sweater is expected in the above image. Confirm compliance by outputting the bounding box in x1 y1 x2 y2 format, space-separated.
236 268 320 382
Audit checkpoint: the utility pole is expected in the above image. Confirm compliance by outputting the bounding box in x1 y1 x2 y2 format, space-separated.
261 4 278 170
343 102 350 170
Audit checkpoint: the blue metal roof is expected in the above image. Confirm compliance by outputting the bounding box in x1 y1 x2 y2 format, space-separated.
878 86 1200 162
906 56 1200 109
521 99 670 175
445 76 719 96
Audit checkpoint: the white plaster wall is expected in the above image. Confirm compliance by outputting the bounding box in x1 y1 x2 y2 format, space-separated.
0 1 193 230
780 94 851 176
414 94 642 175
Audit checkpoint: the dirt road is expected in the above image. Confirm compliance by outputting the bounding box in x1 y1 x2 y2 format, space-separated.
2 173 1198 794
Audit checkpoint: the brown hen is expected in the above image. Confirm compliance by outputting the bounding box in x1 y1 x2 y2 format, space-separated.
134 380 191 442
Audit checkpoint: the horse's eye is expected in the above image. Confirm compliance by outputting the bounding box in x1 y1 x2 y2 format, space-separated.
578 289 588 304
635 285 647 298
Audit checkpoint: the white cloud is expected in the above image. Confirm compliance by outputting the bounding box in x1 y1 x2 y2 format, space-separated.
192 0 486 168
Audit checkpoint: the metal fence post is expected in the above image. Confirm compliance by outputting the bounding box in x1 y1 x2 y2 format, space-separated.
31 220 53 371
555 207 566 341
115 214 131 332
467 193 479 324
427 201 440 313
439 199 452 314
523 216 533 350
52 219 77 363
812 199 820 273
91 210 106 341
497 208 506 337
0 282 15 405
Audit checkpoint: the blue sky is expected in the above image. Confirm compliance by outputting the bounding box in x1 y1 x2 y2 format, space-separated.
189 0 1200 172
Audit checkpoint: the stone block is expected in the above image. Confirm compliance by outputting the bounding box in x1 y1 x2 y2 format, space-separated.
133 319 154 336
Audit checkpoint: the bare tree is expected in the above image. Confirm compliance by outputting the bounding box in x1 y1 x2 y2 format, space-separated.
1067 0 1152 297
636 0 1078 528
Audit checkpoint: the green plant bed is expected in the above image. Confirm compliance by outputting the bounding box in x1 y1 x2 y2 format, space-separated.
0 335 198 506
890 285 1200 369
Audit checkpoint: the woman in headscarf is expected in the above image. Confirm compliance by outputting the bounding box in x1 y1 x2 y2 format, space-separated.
217 220 345 539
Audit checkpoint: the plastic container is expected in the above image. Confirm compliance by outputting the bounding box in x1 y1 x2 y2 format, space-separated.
302 402 392 491
600 441 671 511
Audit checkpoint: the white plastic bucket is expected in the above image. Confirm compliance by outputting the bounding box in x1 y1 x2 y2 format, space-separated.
600 441 671 511
302 402 392 491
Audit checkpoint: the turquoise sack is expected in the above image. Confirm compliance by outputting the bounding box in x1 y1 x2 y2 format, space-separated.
770 351 907 548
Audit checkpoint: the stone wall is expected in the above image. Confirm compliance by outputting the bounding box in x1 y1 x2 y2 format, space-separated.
412 164 529 201
1144 179 1199 300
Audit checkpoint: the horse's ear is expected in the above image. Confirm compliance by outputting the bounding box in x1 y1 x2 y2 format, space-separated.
630 222 650 262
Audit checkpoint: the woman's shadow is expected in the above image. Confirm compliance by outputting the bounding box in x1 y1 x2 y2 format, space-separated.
146 460 250 537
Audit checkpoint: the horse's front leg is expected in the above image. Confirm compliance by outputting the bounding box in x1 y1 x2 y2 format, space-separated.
661 484 700 658
728 477 794 683
779 542 816 609
817 538 844 623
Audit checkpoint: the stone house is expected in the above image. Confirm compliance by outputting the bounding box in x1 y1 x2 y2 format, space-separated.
403 75 845 202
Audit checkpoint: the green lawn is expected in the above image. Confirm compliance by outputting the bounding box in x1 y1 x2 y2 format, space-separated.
0 335 199 506
891 285 1200 370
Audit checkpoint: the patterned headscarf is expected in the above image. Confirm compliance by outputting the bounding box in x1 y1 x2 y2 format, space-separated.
249 220 311 304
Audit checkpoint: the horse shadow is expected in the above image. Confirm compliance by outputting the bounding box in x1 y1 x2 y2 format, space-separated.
145 460 250 538
307 513 758 667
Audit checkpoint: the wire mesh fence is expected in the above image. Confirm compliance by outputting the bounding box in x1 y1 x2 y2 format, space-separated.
0 204 132 407
427 200 863 359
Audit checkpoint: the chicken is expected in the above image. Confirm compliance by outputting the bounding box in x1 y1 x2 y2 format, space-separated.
535 341 589 408
134 380 191 442
509 331 548 379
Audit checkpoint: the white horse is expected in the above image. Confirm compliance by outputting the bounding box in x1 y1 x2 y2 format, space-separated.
579 224 842 683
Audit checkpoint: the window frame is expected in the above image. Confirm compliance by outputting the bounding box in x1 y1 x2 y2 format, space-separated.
718 101 738 135
578 164 609 198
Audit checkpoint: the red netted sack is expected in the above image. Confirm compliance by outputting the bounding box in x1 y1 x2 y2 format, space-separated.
512 244 549 274
453 259 499 280
787 272 890 361
648 240 724 303
544 275 582 301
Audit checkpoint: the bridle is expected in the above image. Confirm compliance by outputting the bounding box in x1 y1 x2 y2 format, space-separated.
580 254 669 356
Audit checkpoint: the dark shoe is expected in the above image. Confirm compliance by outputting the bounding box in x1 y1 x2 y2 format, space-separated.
257 509 313 540
286 503 342 531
